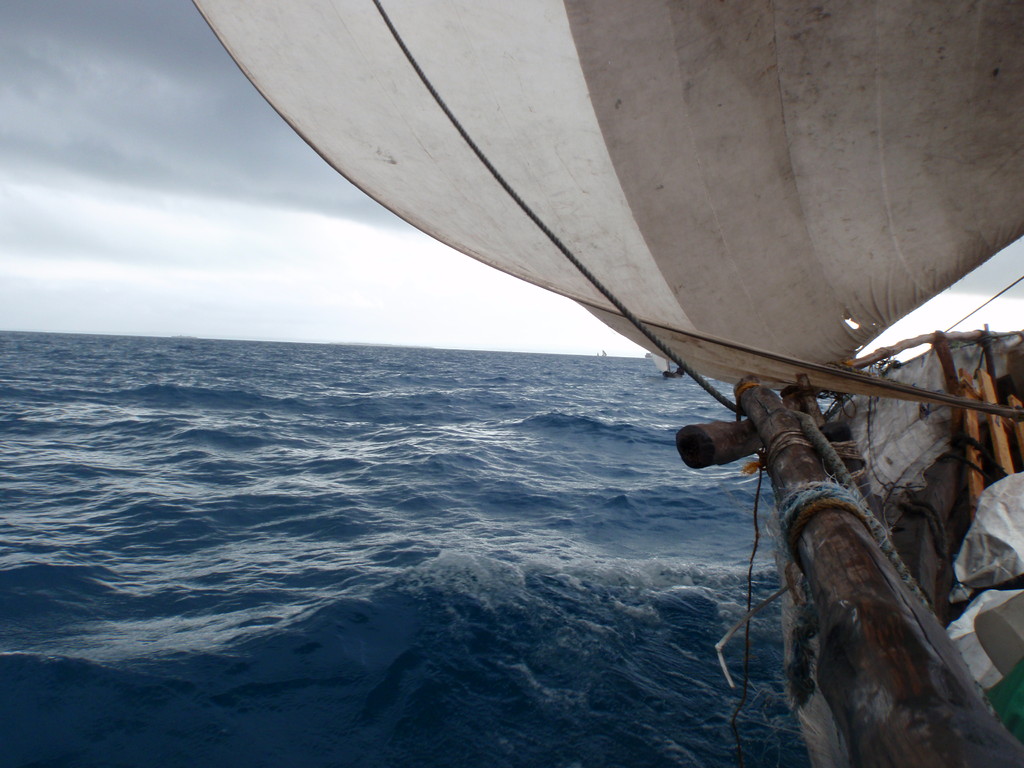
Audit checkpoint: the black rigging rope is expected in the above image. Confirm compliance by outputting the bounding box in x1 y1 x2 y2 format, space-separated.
730 461 764 768
945 272 1024 333
369 0 737 413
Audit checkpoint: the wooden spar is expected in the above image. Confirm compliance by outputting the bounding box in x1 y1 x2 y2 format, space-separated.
850 330 991 369
675 420 760 468
675 418 852 469
781 376 824 426
736 378 1024 768
982 328 1000 385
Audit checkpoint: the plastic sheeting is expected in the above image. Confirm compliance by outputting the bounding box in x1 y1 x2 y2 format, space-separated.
193 0 1024 386
948 589 1024 689
846 343 990 506
956 473 1024 589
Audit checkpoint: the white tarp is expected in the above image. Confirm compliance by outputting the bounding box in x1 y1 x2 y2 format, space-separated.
956 473 1024 589
193 0 1024 385
846 344 986 505
948 588 1024 689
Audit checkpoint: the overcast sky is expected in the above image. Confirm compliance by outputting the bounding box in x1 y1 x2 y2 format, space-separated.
1 1 1020 357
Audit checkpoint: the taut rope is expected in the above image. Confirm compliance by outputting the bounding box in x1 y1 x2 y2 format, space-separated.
370 0 737 413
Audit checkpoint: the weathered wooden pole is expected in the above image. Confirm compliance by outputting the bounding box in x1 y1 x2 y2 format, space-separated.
675 420 760 468
736 378 1024 767
676 418 852 469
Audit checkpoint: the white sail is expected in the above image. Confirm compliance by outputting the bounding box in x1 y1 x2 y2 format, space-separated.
194 0 1024 388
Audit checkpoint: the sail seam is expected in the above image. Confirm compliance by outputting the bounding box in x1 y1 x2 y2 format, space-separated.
872 3 925 310
369 0 737 412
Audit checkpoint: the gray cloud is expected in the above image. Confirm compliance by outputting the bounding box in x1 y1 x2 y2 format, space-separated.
2 0 1018 310
0 0 402 226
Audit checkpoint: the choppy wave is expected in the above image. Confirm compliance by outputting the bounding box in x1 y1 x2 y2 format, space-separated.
0 332 806 767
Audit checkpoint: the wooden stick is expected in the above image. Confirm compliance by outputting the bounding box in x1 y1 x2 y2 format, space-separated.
1009 395 1024 471
736 378 1024 767
850 330 990 369
675 420 761 468
977 369 1015 476
960 371 986 517
933 333 963 436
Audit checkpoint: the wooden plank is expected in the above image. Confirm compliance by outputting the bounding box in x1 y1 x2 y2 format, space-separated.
735 379 1024 767
959 371 986 517
977 369 1015 476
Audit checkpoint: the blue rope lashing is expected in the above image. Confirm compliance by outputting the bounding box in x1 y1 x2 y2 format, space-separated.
778 482 931 609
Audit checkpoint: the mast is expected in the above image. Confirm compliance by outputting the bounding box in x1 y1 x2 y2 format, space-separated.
717 379 1024 766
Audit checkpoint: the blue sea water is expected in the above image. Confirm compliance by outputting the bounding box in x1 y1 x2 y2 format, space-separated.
0 331 806 768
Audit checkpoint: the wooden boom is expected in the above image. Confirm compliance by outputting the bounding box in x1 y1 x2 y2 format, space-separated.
735 379 1024 767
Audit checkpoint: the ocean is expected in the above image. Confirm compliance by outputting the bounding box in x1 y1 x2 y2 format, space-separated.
0 331 806 767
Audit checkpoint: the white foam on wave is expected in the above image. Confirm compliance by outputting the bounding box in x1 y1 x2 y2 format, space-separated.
394 546 783 642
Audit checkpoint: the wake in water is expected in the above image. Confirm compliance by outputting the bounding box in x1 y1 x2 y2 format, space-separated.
0 332 807 767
